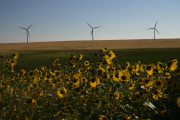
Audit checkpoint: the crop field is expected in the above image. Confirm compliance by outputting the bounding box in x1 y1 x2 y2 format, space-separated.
0 38 180 119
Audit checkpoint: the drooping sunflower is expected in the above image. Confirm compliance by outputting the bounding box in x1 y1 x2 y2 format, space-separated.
20 69 26 76
79 54 83 60
119 70 130 82
157 62 167 73
57 87 67 98
97 67 106 76
103 47 108 52
167 61 177 72
152 90 163 100
90 77 100 87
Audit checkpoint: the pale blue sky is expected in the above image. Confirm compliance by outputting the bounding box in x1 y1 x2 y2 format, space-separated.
0 0 180 43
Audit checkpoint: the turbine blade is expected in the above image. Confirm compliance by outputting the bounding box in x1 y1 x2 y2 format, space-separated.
154 20 158 28
87 22 93 28
28 23 34 29
146 28 154 30
94 26 101 29
155 29 160 34
19 27 27 30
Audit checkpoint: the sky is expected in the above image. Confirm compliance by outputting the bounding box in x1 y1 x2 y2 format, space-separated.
0 0 180 43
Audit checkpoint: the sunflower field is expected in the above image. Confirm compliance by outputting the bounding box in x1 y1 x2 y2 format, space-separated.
0 47 180 120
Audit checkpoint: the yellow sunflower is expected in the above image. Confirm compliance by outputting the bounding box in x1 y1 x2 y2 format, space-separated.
152 90 163 100
84 61 89 66
114 92 120 100
154 78 164 89
119 70 130 82
90 77 100 87
20 69 26 75
12 53 18 59
57 87 67 98
79 54 83 60
177 97 180 107
108 50 116 60
113 70 120 81
103 47 108 52
146 64 156 75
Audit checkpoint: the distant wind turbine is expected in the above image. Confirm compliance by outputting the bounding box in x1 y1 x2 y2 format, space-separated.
19 23 34 43
87 22 101 41
147 21 160 39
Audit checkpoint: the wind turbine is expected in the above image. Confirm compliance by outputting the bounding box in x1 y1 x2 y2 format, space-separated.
19 23 34 43
147 21 160 39
87 22 101 41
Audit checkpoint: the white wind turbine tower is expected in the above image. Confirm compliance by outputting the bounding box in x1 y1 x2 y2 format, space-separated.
87 22 101 41
147 21 160 39
19 23 34 43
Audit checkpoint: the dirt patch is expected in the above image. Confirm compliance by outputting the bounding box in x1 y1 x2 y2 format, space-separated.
0 39 180 53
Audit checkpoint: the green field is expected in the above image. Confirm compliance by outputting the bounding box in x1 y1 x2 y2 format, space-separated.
1 48 180 73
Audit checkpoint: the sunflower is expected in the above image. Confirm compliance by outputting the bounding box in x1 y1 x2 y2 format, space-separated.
27 98 37 108
114 92 120 100
119 70 130 82
73 77 80 87
154 78 164 89
129 82 135 90
79 54 83 60
102 72 110 80
177 97 180 107
108 50 116 60
103 47 108 52
172 82 179 90
56 110 63 117
97 67 106 76
146 64 156 75
164 72 171 79
103 55 112 65
81 99 88 104
94 98 101 105
134 92 141 100
57 87 67 98
90 77 100 87
113 70 120 81
12 53 18 59
84 61 89 66
157 62 167 73
152 90 163 100
20 69 26 75
137 78 144 85
167 58 178 72
10 59 17 66
96 62 102 68
123 114 131 120
143 78 153 88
